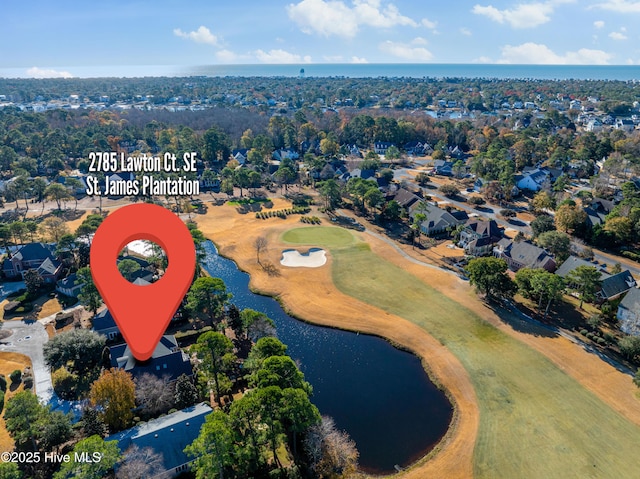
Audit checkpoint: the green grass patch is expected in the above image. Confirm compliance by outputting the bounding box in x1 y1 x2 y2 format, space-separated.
227 197 271 206
286 227 640 479
281 226 355 249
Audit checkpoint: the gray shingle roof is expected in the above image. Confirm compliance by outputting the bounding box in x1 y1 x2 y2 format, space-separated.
106 402 212 474
555 256 609 279
600 270 636 300
619 288 640 313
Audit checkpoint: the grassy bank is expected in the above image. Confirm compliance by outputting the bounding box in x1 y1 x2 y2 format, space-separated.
283 227 640 479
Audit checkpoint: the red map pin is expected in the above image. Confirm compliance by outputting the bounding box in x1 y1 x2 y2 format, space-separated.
90 204 196 361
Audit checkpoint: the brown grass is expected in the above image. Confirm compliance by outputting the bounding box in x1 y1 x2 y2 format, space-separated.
0 352 32 453
37 297 62 319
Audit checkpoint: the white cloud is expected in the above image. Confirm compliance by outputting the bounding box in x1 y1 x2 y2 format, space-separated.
498 42 612 64
421 17 438 30
216 50 238 63
460 27 472 35
351 56 369 63
472 1 571 28
255 49 312 63
592 1 640 13
473 56 493 63
594 20 605 28
173 26 219 45
287 0 417 38
609 30 628 39
379 39 433 61
26 67 73 79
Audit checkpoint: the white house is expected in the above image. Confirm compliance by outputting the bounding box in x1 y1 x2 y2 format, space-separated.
515 168 550 192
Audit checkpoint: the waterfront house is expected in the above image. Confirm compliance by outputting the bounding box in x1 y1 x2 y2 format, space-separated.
106 403 212 478
109 335 193 382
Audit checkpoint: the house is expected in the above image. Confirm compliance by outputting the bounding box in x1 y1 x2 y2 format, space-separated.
433 160 454 176
493 239 556 272
106 403 212 479
373 142 394 155
515 168 550 192
617 288 640 336
230 148 249 165
2 243 62 282
392 188 422 213
109 335 193 382
93 309 121 340
555 256 608 279
459 220 502 256
615 118 635 132
272 149 299 161
598 270 636 301
418 206 468 236
56 273 83 298
404 141 432 156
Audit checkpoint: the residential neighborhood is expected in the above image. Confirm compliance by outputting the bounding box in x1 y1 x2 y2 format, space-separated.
3 73 640 479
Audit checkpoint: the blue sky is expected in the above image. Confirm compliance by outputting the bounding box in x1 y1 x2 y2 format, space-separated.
3 0 640 77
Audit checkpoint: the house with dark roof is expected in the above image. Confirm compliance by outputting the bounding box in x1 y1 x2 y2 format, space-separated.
56 273 82 298
459 219 502 256
433 160 454 176
106 403 212 479
93 309 121 340
418 206 468 236
373 141 394 155
617 288 640 336
392 188 422 213
2 243 62 282
598 270 636 301
493 239 556 272
109 335 193 382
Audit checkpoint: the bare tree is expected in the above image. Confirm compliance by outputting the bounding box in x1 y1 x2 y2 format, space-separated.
116 445 165 479
254 236 268 265
305 416 359 478
134 374 175 417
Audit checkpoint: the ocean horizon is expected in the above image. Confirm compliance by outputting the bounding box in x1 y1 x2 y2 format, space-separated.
2 63 640 81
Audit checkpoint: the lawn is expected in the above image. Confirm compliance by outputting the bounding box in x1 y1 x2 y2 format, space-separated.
285 226 640 479
282 226 355 249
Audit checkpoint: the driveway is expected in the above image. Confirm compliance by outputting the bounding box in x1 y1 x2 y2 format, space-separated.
0 319 51 402
0 305 86 417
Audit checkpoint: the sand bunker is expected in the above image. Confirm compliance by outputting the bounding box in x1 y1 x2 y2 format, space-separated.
280 248 327 268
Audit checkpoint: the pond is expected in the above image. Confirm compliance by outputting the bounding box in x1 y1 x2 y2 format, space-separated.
202 241 453 474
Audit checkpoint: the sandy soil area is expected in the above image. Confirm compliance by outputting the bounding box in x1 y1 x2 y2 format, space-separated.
280 248 327 268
